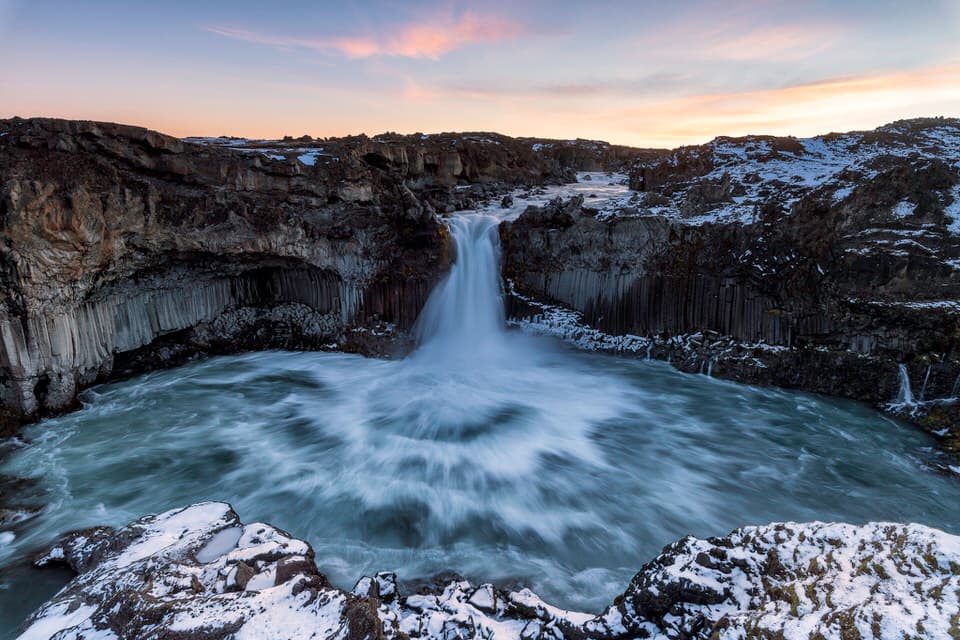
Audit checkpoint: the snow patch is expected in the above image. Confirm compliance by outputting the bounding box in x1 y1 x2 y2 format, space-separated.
891 200 917 219
945 185 960 234
194 526 242 563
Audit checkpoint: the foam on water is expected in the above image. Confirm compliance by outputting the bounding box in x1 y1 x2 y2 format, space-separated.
3 346 957 618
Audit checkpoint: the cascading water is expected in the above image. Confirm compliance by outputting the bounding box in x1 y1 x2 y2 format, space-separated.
919 365 932 402
334 212 627 541
413 214 507 361
895 363 915 406
2 183 960 633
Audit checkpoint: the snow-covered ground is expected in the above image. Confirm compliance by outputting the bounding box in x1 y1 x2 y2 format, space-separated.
183 137 339 165
449 171 632 224
608 119 960 227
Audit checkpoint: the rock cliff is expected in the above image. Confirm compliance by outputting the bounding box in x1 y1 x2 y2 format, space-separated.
0 118 641 424
502 118 960 448
6 116 960 448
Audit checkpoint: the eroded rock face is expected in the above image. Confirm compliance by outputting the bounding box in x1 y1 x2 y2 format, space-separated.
20 503 960 639
0 118 644 421
502 118 960 441
0 119 441 418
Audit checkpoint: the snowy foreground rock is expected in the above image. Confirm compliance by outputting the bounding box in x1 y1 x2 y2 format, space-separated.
18 502 960 639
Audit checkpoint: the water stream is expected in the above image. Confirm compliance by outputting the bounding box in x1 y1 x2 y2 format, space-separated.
1 176 959 634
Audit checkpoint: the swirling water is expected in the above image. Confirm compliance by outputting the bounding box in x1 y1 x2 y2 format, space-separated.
1 207 959 634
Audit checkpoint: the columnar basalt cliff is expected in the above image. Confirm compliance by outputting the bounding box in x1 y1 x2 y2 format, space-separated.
0 118 641 424
502 118 960 446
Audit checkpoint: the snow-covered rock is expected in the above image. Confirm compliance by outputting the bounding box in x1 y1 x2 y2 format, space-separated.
601 521 960 639
625 117 960 227
17 503 960 639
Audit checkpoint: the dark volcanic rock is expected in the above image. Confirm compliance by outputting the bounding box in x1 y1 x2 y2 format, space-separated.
5 115 960 449
502 118 960 439
0 118 447 417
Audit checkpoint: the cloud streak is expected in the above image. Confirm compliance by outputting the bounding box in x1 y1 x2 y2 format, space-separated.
633 5 851 64
700 24 843 61
206 11 523 60
397 71 694 103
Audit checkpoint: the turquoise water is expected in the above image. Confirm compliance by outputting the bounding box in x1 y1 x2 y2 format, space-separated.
1 340 957 635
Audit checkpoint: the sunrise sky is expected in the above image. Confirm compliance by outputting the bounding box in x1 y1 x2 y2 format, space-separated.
1 0 958 147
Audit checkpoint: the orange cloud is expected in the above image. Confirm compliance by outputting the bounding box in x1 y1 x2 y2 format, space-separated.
206 12 522 60
612 63 960 145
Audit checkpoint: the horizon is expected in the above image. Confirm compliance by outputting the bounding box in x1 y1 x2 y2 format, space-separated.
1 1 959 147
4 113 959 151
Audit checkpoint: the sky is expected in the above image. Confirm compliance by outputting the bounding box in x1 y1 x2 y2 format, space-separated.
1 0 959 147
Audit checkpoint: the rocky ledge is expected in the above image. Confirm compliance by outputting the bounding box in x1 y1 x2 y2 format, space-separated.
502 118 960 454
0 118 645 426
17 502 960 639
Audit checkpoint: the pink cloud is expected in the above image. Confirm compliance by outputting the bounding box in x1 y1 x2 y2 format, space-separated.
206 12 522 60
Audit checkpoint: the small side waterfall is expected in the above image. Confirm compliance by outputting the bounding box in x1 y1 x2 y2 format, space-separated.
919 365 932 402
895 364 915 406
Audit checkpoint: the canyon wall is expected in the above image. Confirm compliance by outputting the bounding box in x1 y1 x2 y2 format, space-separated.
502 118 960 443
0 118 641 422
7 115 960 447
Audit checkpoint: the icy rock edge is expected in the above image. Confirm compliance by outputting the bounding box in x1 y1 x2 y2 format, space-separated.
18 502 960 640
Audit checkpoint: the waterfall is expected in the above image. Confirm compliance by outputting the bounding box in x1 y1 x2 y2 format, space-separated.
413 214 507 361
895 364 915 406
919 365 932 402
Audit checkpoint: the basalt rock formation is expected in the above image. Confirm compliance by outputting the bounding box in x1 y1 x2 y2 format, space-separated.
0 118 642 424
502 118 960 447
20 502 960 639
